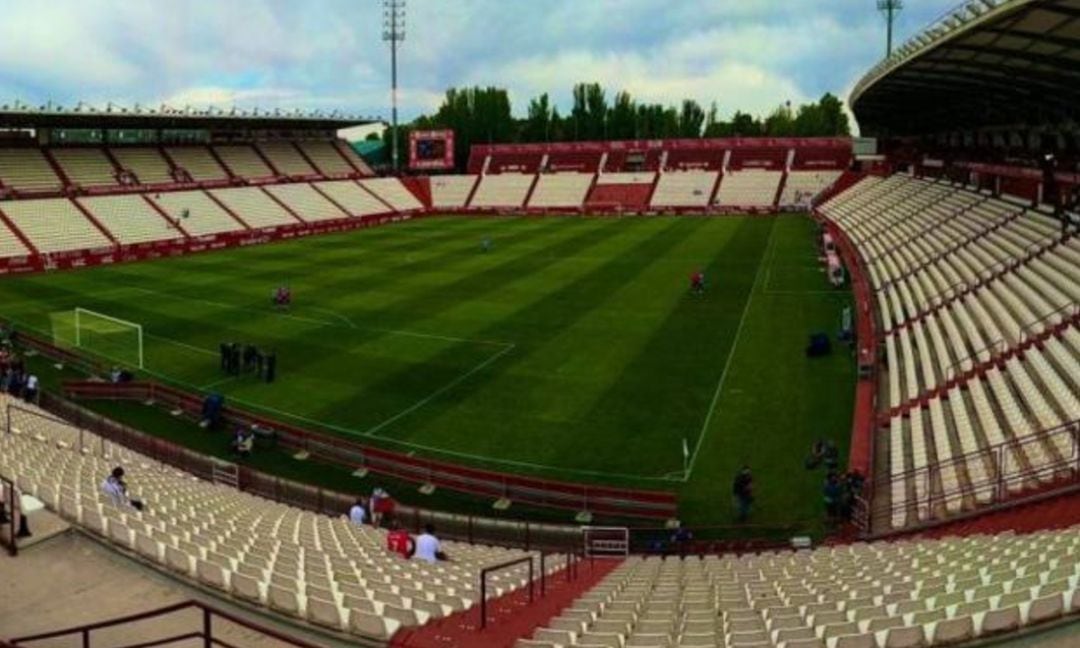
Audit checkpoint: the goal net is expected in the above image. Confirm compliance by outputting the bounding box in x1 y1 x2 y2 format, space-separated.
62 308 145 369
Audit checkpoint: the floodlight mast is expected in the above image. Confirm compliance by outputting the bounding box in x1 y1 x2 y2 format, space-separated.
878 0 904 57
383 0 406 172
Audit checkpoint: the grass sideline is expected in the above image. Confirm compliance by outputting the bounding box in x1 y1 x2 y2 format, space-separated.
2 214 854 528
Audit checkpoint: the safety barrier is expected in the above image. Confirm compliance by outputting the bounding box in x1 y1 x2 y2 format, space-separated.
7 599 333 648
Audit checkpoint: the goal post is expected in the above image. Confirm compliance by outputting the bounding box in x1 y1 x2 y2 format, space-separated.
73 308 144 369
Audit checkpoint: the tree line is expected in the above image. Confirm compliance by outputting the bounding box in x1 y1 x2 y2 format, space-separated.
381 83 851 171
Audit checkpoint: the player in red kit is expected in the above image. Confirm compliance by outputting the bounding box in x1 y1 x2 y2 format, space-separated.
690 270 706 295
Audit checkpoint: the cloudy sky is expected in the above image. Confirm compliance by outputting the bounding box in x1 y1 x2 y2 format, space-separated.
0 0 952 125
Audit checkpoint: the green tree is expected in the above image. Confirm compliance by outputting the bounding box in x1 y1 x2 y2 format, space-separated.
522 93 553 142
678 99 706 138
730 111 762 137
764 103 795 136
817 92 851 136
608 91 637 140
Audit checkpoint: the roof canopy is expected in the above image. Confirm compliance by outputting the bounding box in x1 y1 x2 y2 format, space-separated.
0 104 378 132
851 0 1080 136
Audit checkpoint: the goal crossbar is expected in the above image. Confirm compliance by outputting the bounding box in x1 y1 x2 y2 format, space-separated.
74 308 145 369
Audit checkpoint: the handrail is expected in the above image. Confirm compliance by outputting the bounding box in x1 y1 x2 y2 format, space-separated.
866 420 1079 536
479 556 535 629
0 475 16 557
9 599 328 648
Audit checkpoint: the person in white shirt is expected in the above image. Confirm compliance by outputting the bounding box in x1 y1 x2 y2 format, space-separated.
24 374 38 403
348 498 367 525
414 524 448 563
102 467 129 508
101 466 144 511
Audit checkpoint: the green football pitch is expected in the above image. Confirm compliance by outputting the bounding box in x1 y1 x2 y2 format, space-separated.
0 214 855 526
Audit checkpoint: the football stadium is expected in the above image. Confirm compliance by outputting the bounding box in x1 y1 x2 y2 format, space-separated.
0 0 1078 646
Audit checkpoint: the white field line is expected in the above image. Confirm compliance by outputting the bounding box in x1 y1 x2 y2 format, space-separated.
361 342 517 436
684 217 778 481
145 333 219 357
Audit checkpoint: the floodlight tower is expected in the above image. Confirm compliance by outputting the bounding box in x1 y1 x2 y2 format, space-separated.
383 0 406 171
878 0 903 57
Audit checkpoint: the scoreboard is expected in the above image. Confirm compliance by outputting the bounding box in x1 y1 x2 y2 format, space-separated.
409 129 455 170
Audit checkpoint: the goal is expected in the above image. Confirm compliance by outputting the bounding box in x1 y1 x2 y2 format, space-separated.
73 308 144 369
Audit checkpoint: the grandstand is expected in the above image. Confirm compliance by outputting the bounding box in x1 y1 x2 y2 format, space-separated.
430 174 479 209
527 173 594 209
298 140 362 177
0 395 553 642
468 173 536 209
50 147 119 188
164 145 230 182
359 177 425 211
209 186 303 228
112 147 174 185
264 183 348 223
147 189 248 237
213 144 277 180
0 148 64 194
312 180 393 216
79 194 185 245
2 197 113 253
650 171 719 209
715 170 783 210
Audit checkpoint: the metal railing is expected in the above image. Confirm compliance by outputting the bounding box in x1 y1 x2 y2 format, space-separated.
8 599 336 648
479 556 535 629
0 475 16 556
865 420 1080 536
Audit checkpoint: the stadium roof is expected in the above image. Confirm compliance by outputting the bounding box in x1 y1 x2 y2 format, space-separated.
851 0 1080 136
0 103 379 132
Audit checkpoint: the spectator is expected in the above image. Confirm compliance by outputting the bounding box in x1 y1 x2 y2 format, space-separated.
732 465 753 522
237 429 254 457
823 472 843 520
414 524 448 563
229 426 251 457
670 522 693 557
386 518 414 559
370 487 394 527
349 498 367 526
23 373 39 403
101 467 144 511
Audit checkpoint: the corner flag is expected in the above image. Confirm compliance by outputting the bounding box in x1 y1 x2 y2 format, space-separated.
682 437 690 475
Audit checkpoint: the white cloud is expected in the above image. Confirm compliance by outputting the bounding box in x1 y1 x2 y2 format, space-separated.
0 0 944 124
467 42 808 118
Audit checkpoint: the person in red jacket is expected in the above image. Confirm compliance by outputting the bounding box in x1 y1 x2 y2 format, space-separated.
386 518 415 559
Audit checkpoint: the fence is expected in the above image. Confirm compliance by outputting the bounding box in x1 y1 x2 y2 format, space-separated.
7 599 345 648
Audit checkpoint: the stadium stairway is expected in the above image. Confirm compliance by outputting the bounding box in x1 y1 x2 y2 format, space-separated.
398 176 433 209
391 559 621 648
